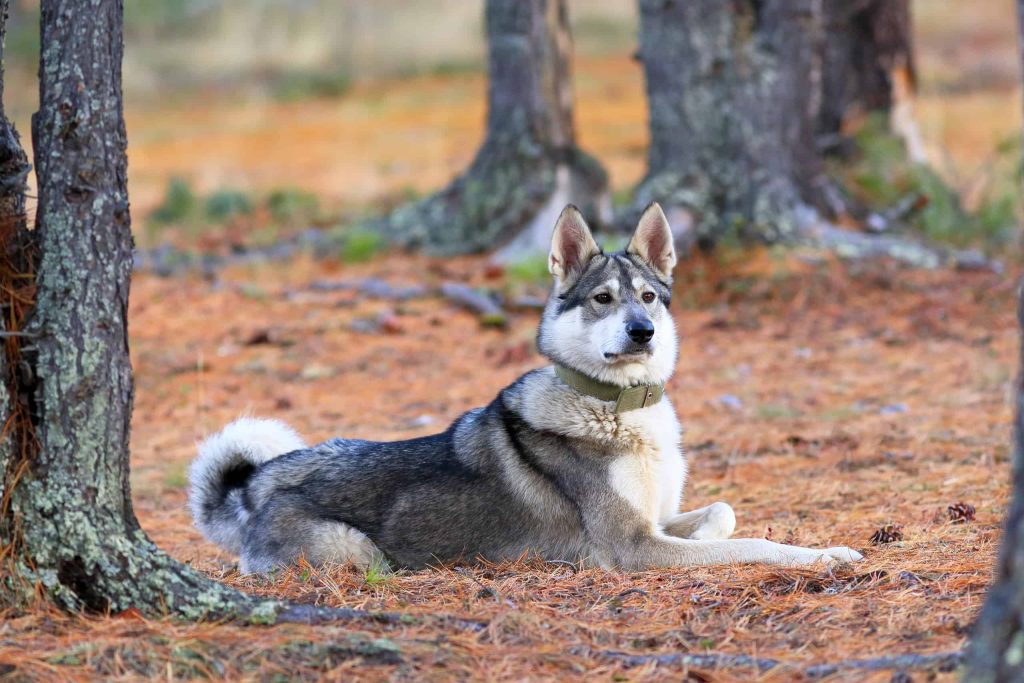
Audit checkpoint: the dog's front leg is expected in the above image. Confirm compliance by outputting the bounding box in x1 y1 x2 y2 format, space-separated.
662 502 736 540
641 535 862 568
590 502 862 569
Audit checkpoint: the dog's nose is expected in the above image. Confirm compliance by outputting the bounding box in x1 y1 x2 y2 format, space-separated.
626 319 655 344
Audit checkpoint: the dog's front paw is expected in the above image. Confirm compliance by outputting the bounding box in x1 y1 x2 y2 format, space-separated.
782 544 862 566
823 546 863 563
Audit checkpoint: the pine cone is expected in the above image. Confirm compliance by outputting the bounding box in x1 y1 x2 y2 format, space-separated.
870 524 904 545
947 502 976 524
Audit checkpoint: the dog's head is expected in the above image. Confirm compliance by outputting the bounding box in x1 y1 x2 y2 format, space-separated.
537 203 678 387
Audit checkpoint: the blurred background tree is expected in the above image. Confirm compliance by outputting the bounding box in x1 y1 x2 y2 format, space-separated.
370 0 610 257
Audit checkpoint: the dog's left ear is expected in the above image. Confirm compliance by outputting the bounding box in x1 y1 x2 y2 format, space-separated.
627 202 676 280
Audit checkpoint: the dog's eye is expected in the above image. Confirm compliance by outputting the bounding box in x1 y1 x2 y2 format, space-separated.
593 292 612 304
642 292 657 304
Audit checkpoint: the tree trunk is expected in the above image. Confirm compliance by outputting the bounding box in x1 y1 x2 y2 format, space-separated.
818 0 923 162
962 5 1024 680
0 0 255 618
625 0 824 248
372 0 609 257
818 0 914 135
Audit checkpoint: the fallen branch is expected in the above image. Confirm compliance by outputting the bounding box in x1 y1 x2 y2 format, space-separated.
802 651 964 678
865 192 928 233
796 208 1000 272
584 647 964 677
440 282 507 327
272 603 487 632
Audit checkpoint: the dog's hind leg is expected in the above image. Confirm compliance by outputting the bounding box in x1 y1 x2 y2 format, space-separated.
240 512 386 574
302 521 387 569
662 502 736 540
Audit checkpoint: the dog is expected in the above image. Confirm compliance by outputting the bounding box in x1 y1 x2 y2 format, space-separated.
189 203 862 573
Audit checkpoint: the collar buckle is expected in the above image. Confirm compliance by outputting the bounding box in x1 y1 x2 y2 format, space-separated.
554 364 665 414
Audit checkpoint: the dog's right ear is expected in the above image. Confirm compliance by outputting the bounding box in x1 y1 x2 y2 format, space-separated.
549 205 600 290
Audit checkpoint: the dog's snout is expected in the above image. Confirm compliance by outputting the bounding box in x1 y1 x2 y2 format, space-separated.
626 319 655 344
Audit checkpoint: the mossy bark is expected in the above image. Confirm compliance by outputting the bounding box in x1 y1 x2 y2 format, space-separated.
372 0 608 257
818 0 914 138
0 0 262 618
626 0 824 247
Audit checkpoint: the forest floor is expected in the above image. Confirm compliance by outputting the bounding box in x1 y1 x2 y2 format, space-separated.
1 247 1016 681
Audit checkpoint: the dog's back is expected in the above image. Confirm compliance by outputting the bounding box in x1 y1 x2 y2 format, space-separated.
192 384 600 571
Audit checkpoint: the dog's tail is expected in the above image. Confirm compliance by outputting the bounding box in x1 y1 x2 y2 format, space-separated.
189 417 307 554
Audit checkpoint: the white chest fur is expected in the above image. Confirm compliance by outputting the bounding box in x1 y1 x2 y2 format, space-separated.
606 399 687 527
508 371 688 525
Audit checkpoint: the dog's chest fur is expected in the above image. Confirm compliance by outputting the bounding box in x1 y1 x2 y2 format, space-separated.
606 400 686 526
511 369 687 525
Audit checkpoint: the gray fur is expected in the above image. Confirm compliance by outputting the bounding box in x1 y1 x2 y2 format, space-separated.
189 204 862 573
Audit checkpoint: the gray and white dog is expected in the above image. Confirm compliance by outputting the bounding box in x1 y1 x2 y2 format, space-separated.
190 204 862 573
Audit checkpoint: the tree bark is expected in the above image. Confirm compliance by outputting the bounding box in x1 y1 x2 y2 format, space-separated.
962 6 1024 678
372 0 609 257
818 0 915 137
625 0 824 247
0 0 256 618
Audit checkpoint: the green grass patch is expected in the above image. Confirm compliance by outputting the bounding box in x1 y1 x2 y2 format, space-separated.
339 229 386 263
150 177 198 224
205 189 254 222
838 113 1021 249
505 254 551 286
267 188 320 225
363 556 393 587
163 462 188 489
271 69 351 102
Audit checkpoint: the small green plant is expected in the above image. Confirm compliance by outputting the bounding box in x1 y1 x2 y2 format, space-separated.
505 254 550 285
339 229 386 263
205 189 253 222
363 556 392 587
163 463 188 489
271 69 351 102
150 177 197 224
267 188 320 225
840 114 1021 249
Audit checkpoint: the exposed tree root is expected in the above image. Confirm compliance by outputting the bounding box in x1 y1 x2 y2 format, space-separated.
272 603 487 632
585 647 964 677
795 209 998 271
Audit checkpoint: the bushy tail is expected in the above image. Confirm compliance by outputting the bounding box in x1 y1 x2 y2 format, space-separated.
189 417 307 554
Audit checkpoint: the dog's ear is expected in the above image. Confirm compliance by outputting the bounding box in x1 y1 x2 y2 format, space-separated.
627 202 676 280
549 205 600 289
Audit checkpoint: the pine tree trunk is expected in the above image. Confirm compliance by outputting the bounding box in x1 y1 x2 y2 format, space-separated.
0 0 255 618
962 5 1024 679
373 0 609 257
625 0 824 247
818 0 915 137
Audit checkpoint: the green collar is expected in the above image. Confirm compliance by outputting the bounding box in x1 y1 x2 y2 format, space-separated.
554 364 665 414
